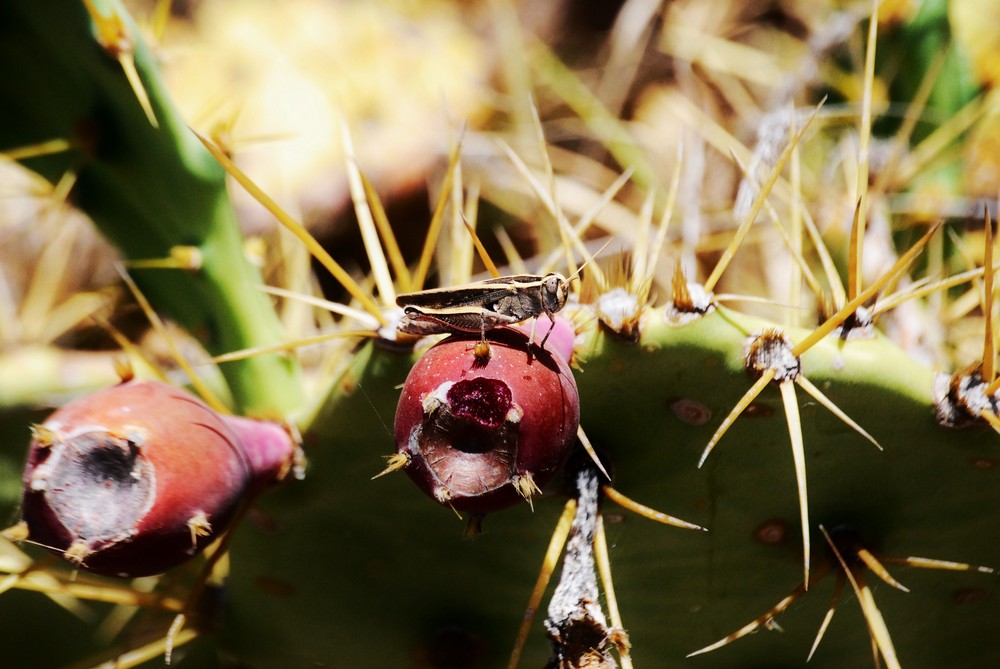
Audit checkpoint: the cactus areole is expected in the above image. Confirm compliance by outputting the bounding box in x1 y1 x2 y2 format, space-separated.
20 379 297 577
394 328 580 514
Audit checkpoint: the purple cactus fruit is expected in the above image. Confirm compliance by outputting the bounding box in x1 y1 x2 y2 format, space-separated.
20 379 297 577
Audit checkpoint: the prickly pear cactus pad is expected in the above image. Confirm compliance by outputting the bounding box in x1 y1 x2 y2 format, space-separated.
220 306 1000 668
2 0 1000 668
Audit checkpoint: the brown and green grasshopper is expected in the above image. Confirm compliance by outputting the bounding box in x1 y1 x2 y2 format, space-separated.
395 272 571 347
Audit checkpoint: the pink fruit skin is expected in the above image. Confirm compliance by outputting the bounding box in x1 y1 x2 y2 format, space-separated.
511 315 576 364
225 415 298 491
394 327 580 513
21 379 295 577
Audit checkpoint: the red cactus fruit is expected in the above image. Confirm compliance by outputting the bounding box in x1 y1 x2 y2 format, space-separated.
20 379 297 577
394 327 580 514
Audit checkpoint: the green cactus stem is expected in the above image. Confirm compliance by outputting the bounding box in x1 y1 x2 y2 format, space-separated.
0 0 302 416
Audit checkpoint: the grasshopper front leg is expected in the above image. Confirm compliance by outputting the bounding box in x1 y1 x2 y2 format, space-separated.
538 313 558 349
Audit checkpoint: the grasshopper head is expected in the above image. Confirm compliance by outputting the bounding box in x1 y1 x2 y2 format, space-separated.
540 273 569 315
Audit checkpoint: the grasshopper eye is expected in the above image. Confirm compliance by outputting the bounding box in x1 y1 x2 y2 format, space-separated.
541 274 567 311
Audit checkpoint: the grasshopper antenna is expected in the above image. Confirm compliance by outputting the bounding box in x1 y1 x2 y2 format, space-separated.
565 238 615 285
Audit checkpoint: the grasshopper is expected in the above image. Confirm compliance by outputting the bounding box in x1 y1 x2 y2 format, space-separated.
396 272 572 347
